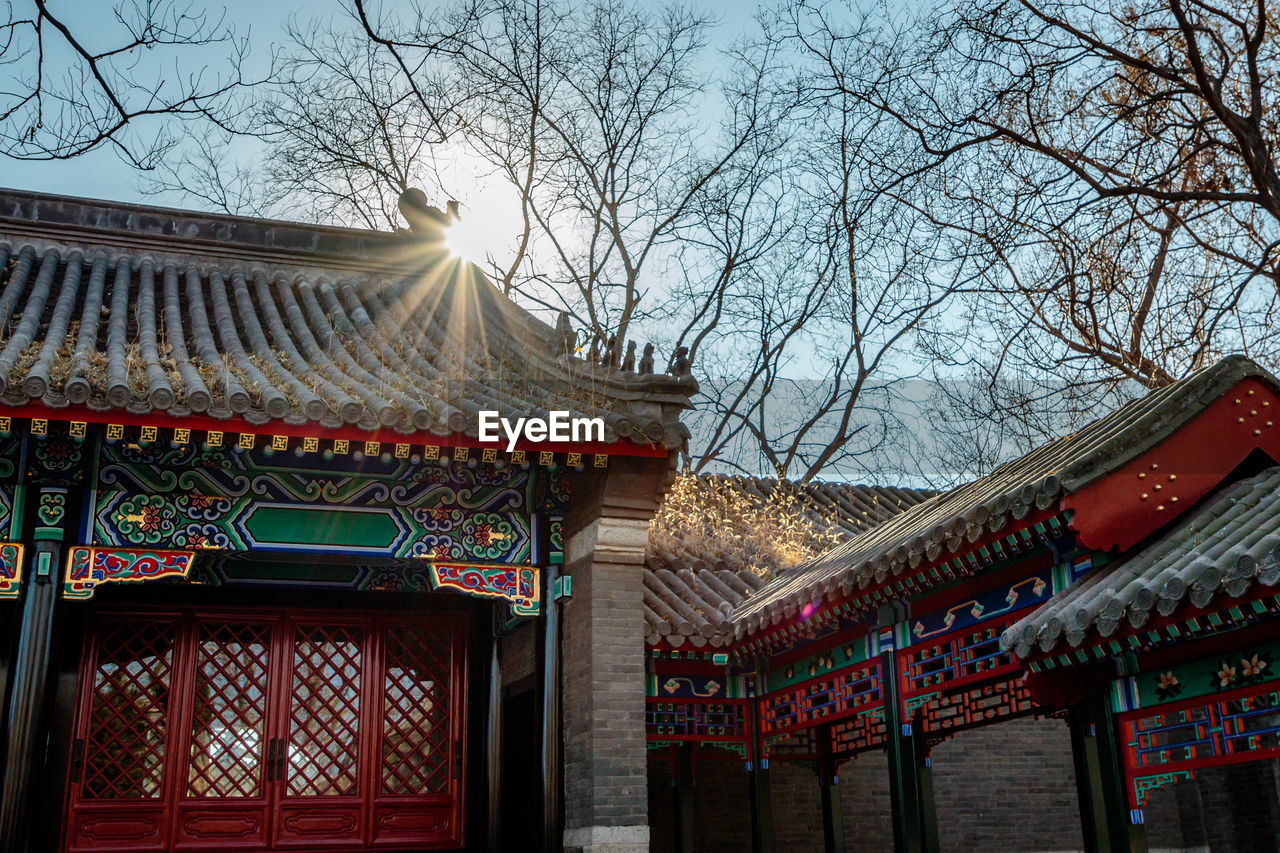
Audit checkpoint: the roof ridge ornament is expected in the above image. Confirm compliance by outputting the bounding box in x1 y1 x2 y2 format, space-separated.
397 188 458 240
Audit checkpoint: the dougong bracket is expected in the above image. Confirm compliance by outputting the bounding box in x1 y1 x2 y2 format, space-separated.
63 546 196 600
429 560 541 616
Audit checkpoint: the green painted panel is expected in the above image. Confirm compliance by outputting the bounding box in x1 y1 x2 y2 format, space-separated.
241 505 403 549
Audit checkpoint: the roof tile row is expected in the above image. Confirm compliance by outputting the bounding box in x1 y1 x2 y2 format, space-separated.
1002 465 1280 658
731 357 1280 639
0 192 696 445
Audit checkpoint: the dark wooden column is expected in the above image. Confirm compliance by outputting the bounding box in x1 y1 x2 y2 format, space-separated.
881 649 938 853
912 711 940 853
674 744 696 853
0 605 12 714
818 724 845 853
1070 703 1108 853
1071 696 1149 853
0 522 60 853
747 665 776 853
3 428 84 853
540 557 561 853
487 633 503 853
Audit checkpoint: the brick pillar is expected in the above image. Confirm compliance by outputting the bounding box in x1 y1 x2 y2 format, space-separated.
560 456 675 853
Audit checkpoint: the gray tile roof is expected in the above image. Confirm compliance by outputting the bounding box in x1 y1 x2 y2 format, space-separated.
731 356 1280 640
1002 465 1280 659
0 189 695 444
644 476 932 647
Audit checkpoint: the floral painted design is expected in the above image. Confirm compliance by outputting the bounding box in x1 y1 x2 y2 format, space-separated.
176 493 232 521
174 523 232 550
116 495 178 545
462 513 517 560
1155 671 1182 701
414 506 461 532
1205 650 1276 693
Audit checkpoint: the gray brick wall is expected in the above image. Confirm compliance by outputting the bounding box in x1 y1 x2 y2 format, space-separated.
646 759 755 853
841 749 895 850
772 761 824 853
500 621 536 687
693 761 754 851
1144 759 1280 851
647 715 1085 851
929 716 1084 852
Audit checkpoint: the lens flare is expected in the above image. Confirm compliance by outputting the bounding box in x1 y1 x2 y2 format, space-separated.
444 215 490 265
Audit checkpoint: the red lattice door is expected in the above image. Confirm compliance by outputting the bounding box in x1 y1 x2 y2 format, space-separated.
64 610 468 853
371 624 466 845
271 619 370 848
171 619 275 850
65 617 181 851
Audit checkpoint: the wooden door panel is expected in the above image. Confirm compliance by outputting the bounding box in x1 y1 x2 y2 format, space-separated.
66 609 469 853
271 621 367 849
274 804 363 847
66 617 180 853
369 622 465 848
171 620 274 851
283 623 365 798
66 804 168 852
370 802 455 847
171 810 267 848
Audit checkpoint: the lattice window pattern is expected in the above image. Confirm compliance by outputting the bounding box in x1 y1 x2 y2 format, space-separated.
82 620 176 800
903 623 1019 697
381 627 453 795
832 708 886 757
287 625 364 797
1123 686 1280 807
922 677 1037 743
645 700 748 741
186 623 270 797
761 663 881 735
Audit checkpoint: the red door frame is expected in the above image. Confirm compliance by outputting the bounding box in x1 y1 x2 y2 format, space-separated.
62 607 469 853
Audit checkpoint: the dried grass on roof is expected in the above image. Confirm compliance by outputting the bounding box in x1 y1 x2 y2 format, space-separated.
650 474 845 578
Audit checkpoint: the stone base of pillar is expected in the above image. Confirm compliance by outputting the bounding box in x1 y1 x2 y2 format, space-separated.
563 824 650 853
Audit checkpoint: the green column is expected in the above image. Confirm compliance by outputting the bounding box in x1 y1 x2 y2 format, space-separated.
881 649 938 853
487 635 502 853
675 744 696 853
0 543 55 853
748 666 776 853
913 715 940 853
1072 695 1148 853
818 724 845 853
0 478 65 853
1069 703 1109 853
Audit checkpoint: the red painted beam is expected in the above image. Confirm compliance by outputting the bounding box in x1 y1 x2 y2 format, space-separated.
0 400 668 457
1063 377 1280 552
